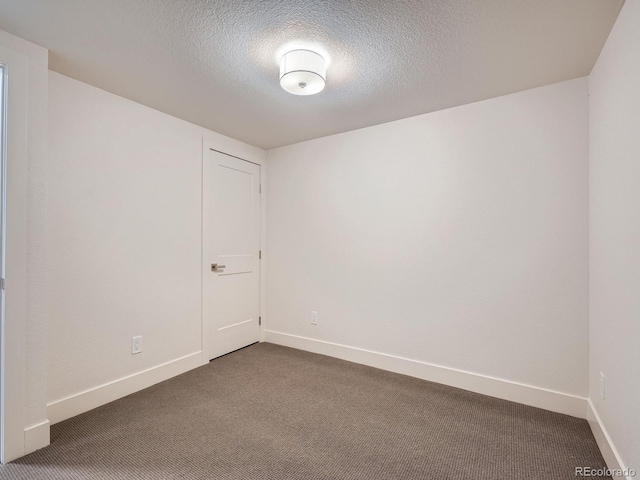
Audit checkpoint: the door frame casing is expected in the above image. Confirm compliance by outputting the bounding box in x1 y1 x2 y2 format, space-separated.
0 28 49 463
0 43 28 464
201 138 266 365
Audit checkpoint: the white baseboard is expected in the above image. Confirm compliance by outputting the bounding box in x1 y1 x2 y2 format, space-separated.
24 420 50 455
264 330 587 418
587 400 634 479
47 351 204 425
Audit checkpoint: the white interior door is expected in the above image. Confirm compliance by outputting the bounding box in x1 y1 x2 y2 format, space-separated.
203 149 261 360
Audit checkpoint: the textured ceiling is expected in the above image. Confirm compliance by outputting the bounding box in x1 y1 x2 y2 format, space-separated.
0 0 624 149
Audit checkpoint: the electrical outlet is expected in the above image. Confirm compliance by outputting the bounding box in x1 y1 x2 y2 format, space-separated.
599 372 605 400
132 336 142 355
311 311 318 325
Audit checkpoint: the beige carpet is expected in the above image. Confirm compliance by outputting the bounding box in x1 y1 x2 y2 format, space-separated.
0 343 609 479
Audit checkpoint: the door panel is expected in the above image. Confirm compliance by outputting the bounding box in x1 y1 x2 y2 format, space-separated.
203 150 260 360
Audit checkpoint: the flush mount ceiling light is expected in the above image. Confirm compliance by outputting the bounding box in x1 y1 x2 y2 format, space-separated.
279 49 326 96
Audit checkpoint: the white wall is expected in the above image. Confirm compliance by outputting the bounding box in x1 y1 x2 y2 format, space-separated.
47 71 264 422
266 78 589 408
589 0 640 473
0 28 49 459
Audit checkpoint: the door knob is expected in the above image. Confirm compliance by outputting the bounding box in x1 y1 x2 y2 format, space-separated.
211 263 226 272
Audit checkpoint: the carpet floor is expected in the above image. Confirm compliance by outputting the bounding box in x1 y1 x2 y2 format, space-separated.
0 343 609 479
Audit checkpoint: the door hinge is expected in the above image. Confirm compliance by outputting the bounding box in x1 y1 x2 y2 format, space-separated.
259 250 262 259
259 316 262 326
